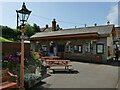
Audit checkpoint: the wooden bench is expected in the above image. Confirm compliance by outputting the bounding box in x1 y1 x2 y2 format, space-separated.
46 64 72 70
0 69 18 90
46 64 72 69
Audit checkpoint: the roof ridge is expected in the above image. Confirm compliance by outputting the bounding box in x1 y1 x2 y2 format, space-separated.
64 24 114 30
30 24 114 39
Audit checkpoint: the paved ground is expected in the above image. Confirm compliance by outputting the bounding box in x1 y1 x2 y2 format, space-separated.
33 61 119 89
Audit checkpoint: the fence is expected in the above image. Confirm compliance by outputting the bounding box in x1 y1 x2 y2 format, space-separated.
2 42 30 56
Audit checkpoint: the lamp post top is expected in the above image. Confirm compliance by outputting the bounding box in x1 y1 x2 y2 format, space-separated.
16 2 31 28
16 2 31 14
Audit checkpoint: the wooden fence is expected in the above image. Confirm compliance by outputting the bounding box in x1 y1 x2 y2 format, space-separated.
2 42 30 56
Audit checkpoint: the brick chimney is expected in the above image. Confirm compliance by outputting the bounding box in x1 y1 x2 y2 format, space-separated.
52 19 56 31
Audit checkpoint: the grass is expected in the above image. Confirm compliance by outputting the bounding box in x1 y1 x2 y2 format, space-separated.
0 36 13 42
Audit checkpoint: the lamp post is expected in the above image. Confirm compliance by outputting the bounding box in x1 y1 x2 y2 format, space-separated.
16 2 31 89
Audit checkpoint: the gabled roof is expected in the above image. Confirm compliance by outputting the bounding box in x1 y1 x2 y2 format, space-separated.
30 24 114 39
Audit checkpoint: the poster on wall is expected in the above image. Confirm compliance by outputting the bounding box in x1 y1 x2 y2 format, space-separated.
96 44 104 54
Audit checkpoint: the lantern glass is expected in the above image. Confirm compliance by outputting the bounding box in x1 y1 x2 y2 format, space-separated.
18 13 30 23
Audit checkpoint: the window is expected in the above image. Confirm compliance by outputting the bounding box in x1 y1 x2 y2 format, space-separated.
66 45 72 52
68 45 71 52
41 45 47 52
74 45 77 51
73 45 82 53
74 45 77 52
96 44 104 54
78 45 82 53
84 43 91 53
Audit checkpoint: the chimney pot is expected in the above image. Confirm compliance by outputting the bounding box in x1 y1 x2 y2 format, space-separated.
107 21 110 25
94 23 97 26
46 24 48 28
56 24 60 30
53 19 55 21
52 19 56 31
75 26 76 28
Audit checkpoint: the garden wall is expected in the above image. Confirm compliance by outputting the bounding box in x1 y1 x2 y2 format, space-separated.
2 42 30 55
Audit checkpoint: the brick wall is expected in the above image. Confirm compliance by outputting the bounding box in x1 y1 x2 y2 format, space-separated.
2 42 30 55
115 27 120 37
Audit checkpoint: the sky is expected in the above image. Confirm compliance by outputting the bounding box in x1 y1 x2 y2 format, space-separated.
0 1 119 29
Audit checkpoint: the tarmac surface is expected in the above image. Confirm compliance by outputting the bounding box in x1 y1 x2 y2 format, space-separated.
32 61 119 89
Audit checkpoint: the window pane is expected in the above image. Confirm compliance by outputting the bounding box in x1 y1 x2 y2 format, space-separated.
78 45 82 53
41 45 47 51
68 45 71 52
74 45 77 51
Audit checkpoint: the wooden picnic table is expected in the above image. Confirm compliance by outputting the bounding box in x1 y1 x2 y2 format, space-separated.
41 56 60 60
45 59 72 69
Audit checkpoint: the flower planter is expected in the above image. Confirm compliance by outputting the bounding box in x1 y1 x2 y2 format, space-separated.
24 73 41 88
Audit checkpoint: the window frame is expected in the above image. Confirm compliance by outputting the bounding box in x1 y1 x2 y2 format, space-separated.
96 44 104 54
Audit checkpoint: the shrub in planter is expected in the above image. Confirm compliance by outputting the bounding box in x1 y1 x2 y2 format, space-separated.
24 73 41 88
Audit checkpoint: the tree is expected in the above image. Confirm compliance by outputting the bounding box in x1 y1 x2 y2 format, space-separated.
33 23 41 32
1 26 17 41
0 23 41 41
25 24 35 37
13 29 21 41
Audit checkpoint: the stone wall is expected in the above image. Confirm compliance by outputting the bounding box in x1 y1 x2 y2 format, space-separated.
30 37 113 63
